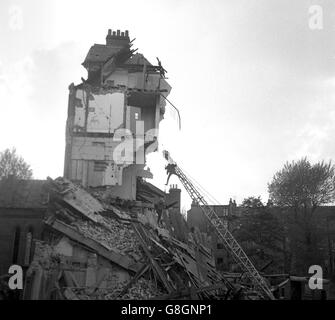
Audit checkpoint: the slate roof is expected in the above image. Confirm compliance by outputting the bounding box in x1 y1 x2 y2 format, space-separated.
125 53 152 65
0 178 48 209
82 44 120 67
82 44 152 69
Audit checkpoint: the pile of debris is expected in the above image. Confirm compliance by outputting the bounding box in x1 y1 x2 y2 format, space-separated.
72 218 143 258
23 177 262 300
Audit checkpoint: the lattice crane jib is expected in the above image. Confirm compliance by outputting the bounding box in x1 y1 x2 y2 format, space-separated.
163 150 275 300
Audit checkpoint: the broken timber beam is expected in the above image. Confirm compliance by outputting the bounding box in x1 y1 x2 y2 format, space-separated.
132 223 174 294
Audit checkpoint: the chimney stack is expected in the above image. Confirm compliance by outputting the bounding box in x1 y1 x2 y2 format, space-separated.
166 184 181 212
105 29 130 46
106 29 113 45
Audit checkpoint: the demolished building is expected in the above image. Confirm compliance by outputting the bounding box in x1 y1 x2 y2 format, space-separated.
63 29 171 200
0 29 273 300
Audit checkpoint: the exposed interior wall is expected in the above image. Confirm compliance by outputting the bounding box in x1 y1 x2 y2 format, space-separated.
141 104 156 133
107 164 138 200
106 70 128 87
87 92 124 133
65 85 159 197
73 89 125 134
107 71 165 91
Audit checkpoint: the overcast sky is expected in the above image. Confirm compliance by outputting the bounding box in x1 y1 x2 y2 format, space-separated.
1 0 335 210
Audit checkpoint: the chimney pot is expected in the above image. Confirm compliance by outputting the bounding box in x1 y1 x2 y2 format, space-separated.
106 29 113 45
121 31 125 37
125 30 129 37
117 30 120 36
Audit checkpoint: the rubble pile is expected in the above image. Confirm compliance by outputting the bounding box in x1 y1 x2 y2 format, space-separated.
72 218 143 258
117 278 166 300
66 278 164 300
22 177 263 300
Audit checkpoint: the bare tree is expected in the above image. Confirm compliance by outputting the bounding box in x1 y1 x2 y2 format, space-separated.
0 148 33 180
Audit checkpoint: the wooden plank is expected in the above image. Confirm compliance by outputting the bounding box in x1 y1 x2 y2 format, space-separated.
132 223 174 293
173 249 203 287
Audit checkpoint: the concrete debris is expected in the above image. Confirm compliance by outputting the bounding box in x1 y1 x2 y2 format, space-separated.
115 278 166 300
72 218 143 258
64 278 164 300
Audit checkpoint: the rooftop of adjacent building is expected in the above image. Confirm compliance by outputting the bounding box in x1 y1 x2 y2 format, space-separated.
0 176 47 209
0 177 181 211
188 200 335 219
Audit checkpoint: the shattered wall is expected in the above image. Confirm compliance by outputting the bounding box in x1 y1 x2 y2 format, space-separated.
64 30 171 200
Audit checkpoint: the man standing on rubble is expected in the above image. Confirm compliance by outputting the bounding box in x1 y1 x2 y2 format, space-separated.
154 197 166 226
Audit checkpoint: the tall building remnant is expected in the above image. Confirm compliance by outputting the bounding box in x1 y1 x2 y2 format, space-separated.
64 29 171 200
